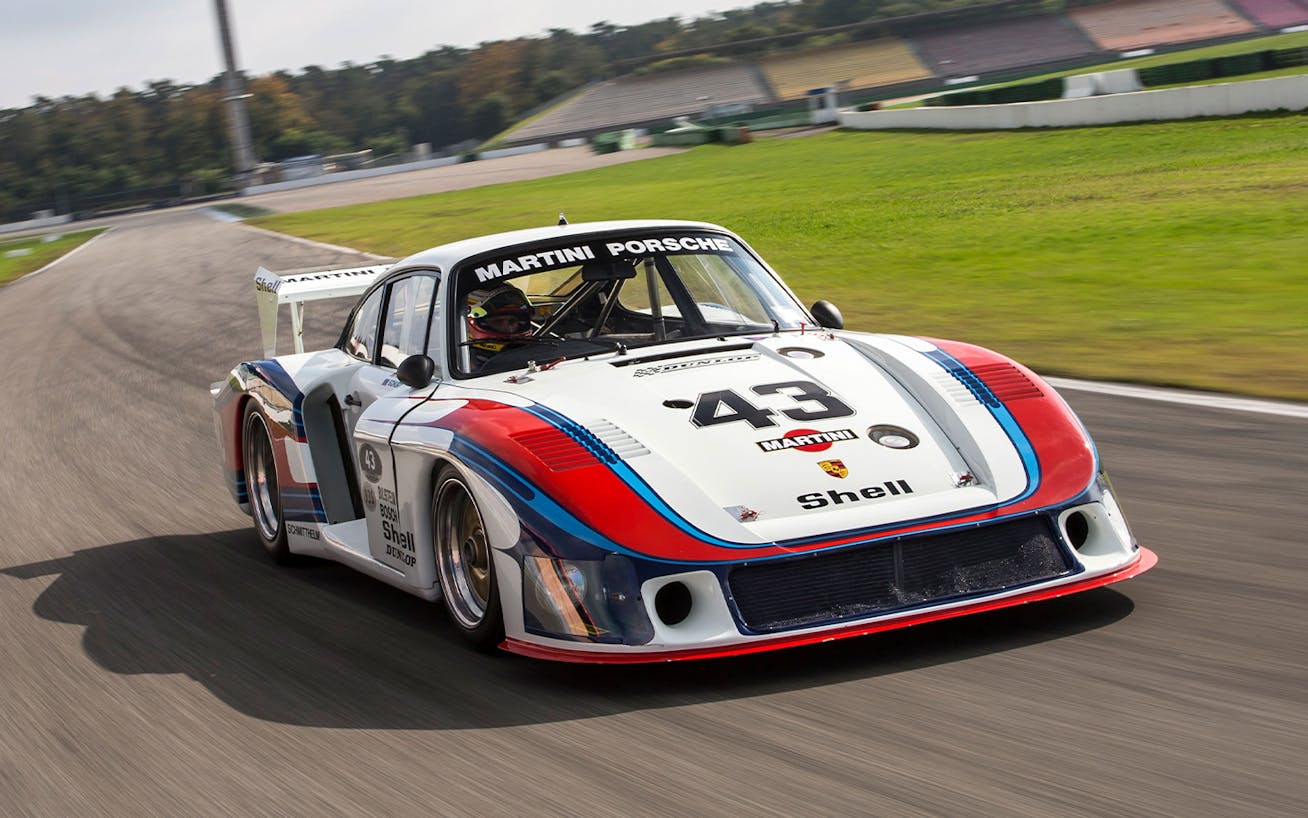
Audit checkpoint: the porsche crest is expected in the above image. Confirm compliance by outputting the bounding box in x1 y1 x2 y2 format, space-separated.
819 459 848 479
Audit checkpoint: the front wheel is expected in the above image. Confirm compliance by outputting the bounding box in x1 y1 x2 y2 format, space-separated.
432 467 504 650
242 402 292 564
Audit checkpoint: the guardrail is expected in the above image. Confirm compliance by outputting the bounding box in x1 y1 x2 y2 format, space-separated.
0 214 74 236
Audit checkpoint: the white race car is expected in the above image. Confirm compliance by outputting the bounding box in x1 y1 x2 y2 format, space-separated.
213 219 1155 662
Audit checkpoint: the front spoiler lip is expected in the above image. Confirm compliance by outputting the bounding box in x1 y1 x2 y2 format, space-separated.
501 546 1158 664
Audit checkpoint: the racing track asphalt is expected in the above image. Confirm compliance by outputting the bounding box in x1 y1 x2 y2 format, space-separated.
0 151 1304 816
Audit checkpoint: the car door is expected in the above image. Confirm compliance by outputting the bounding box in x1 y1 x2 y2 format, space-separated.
344 272 440 571
342 273 439 434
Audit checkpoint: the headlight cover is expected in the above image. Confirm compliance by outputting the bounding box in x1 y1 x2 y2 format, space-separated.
522 552 654 645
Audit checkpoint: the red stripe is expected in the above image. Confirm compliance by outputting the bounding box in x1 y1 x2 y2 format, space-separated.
930 339 1097 513
501 547 1157 663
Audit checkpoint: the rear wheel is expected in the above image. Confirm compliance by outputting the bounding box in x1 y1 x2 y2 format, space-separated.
242 402 293 564
432 467 503 650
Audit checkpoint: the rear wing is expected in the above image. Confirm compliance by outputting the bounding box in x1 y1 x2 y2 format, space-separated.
255 263 392 357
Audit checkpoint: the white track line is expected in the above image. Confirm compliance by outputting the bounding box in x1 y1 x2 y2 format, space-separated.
236 221 392 261
1047 377 1308 419
16 227 115 283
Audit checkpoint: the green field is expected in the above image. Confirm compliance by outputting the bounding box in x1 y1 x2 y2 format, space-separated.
253 113 1308 401
0 229 106 286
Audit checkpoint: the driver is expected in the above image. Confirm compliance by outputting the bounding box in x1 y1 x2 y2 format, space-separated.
465 283 534 365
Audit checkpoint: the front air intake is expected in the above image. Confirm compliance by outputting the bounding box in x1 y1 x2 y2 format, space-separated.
729 516 1073 632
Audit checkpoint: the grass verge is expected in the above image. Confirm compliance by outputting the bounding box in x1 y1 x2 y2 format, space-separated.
252 113 1308 401
0 229 107 286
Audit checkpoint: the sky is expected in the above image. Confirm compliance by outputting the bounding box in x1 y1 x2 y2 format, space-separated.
2 0 757 109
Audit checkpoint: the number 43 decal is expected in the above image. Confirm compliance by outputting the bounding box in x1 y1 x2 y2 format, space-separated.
691 381 854 429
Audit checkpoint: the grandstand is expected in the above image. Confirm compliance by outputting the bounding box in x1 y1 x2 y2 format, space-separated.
508 64 771 144
1227 0 1308 29
1069 0 1257 52
496 1 1300 146
759 39 934 100
909 13 1102 78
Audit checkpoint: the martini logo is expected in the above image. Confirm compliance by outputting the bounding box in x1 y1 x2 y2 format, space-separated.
473 245 596 282
819 459 848 479
756 428 856 453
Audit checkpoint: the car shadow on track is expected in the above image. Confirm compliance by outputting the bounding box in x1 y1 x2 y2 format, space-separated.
2 529 1137 730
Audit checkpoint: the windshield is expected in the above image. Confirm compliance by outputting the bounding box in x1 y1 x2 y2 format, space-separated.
451 230 810 377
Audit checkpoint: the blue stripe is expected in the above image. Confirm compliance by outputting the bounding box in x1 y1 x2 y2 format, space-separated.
922 348 1041 504
526 404 748 549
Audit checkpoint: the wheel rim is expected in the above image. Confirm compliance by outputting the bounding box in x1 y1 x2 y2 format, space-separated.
435 478 492 629
244 413 281 542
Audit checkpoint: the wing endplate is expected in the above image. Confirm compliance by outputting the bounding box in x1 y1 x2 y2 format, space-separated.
255 263 392 356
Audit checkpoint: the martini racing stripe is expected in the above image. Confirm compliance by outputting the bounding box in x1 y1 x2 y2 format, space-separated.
930 339 1097 506
408 385 1103 564
923 345 1040 505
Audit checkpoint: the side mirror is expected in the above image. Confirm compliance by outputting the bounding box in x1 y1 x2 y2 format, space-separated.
396 354 436 389
811 300 843 330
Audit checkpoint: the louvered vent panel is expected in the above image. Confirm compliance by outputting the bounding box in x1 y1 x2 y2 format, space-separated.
511 429 598 471
936 371 979 406
971 363 1043 402
588 419 650 459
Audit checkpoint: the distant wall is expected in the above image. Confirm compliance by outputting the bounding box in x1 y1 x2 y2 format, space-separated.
0 213 73 236
840 74 1308 129
477 143 549 160
241 155 463 196
239 144 556 196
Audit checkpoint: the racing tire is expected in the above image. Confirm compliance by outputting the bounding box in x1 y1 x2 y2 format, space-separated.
242 402 294 565
432 466 504 651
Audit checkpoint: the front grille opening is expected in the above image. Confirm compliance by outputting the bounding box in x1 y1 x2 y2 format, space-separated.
729 517 1072 632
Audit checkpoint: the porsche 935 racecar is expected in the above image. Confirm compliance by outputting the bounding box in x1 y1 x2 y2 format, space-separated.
212 219 1155 662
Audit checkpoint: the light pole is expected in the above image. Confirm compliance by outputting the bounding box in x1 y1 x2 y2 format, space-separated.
214 0 257 187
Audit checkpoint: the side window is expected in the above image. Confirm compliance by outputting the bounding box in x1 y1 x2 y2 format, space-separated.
380 275 437 368
345 289 384 362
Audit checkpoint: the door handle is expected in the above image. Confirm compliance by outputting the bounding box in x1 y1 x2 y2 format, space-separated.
344 392 362 407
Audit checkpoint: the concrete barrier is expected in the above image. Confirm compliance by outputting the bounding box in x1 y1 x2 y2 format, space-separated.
0 213 73 236
841 74 1308 130
477 143 548 160
240 143 553 196
242 155 463 196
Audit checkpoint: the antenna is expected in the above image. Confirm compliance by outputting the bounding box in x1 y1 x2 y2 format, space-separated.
558 212 568 226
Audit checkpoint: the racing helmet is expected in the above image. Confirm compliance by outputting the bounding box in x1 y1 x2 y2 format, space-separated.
465 284 533 341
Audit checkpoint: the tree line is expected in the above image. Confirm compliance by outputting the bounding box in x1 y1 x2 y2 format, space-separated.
0 0 1078 222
